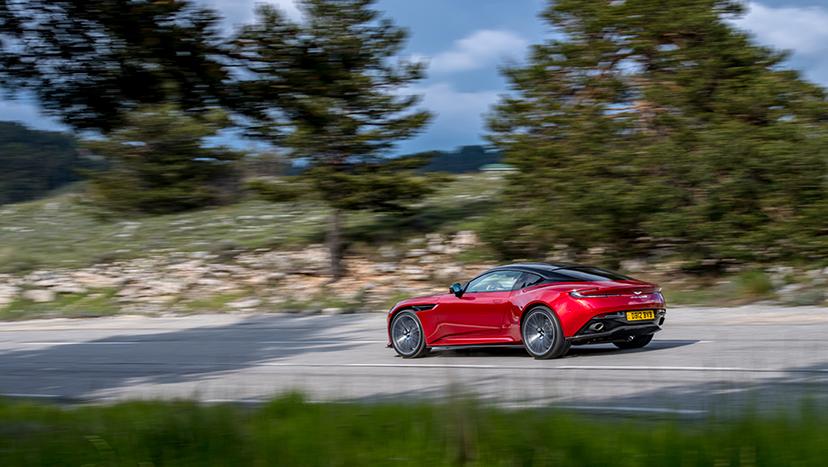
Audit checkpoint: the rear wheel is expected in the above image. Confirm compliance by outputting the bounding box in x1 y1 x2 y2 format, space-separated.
613 333 654 349
521 306 568 359
391 311 429 358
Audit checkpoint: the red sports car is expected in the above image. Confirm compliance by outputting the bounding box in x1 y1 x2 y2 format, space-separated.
387 263 666 359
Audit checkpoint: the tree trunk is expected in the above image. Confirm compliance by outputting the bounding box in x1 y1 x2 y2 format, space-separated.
327 208 344 281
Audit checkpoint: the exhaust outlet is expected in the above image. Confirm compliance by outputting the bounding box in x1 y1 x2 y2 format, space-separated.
589 322 605 332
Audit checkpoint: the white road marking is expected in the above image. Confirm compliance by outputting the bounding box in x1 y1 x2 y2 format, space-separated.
244 362 828 374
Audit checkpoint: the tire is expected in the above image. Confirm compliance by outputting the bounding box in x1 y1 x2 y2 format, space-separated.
521 306 568 359
613 333 654 350
390 311 429 358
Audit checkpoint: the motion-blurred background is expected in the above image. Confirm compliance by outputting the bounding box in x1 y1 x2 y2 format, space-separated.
0 0 825 318
1 1 828 465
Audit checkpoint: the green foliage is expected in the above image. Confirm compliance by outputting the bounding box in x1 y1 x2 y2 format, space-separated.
0 0 228 132
0 289 118 320
737 270 775 298
84 106 241 215
308 156 434 212
0 174 497 273
0 247 41 274
1 396 828 466
0 122 94 205
247 177 313 204
487 0 828 264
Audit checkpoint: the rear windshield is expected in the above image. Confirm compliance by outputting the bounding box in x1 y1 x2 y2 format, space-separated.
553 267 632 282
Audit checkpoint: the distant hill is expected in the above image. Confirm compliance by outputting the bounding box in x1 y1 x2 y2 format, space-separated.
285 145 503 175
416 145 502 173
0 122 93 204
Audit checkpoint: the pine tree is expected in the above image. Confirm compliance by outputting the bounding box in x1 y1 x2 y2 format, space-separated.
0 0 228 132
487 0 828 265
84 106 240 214
232 0 432 279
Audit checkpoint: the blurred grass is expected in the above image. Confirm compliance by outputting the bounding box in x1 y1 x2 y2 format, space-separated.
0 289 119 321
664 270 777 306
0 174 504 272
1 395 827 466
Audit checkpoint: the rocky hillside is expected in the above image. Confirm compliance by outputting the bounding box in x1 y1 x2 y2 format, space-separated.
2 229 826 320
0 173 825 320
0 231 494 318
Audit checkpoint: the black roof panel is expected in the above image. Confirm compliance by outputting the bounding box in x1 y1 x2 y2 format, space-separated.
486 262 581 278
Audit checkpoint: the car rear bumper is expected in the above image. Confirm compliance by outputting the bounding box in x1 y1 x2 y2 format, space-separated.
567 309 666 345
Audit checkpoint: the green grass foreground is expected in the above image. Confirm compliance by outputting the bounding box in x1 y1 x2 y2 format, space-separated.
1 396 827 466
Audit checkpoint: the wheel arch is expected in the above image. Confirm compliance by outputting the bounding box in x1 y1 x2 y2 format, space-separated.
387 307 414 343
519 301 561 329
387 307 433 346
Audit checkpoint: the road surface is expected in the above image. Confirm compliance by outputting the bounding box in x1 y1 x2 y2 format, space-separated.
1 306 827 415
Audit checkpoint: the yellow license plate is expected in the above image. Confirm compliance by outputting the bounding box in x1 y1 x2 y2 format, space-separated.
626 310 655 321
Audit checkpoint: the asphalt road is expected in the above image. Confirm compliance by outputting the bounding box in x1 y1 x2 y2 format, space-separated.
1 306 827 415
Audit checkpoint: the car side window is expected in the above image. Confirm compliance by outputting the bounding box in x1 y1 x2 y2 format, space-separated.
515 273 544 290
465 271 523 293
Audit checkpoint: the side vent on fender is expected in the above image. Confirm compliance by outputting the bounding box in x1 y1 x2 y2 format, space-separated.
412 304 436 311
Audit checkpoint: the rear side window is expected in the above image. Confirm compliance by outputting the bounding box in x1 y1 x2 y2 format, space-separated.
553 267 631 282
514 272 544 290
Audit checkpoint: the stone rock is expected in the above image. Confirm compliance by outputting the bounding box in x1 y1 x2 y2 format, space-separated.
451 231 479 248
405 249 428 258
373 263 397 274
228 298 262 310
425 233 445 242
406 237 425 246
0 284 19 307
53 284 88 295
244 274 272 286
620 259 647 273
777 283 804 296
433 265 464 282
71 272 124 288
196 278 226 287
426 243 447 254
22 289 55 303
418 255 439 264
378 245 397 259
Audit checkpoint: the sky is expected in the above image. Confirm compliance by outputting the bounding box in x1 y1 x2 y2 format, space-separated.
2 0 828 155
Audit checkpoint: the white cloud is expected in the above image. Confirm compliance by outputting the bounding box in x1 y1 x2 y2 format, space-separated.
733 2 828 86
735 2 828 55
426 29 528 74
404 82 499 148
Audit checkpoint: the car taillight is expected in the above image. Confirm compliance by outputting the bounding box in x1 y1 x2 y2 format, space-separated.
569 289 622 298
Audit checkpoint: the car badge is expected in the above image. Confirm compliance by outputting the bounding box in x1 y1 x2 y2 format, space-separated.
633 291 642 295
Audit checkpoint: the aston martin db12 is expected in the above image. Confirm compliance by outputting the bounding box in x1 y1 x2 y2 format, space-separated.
387 263 666 359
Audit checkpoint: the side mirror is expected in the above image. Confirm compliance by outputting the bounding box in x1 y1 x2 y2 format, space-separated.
449 282 464 297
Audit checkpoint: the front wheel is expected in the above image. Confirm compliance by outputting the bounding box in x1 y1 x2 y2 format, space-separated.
613 333 654 350
521 306 568 359
390 311 429 358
